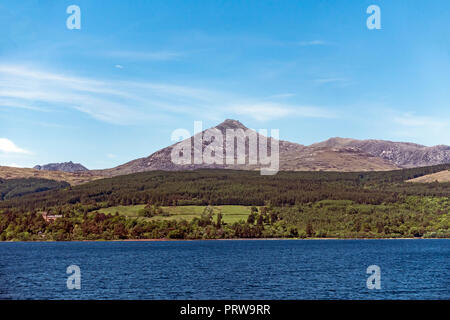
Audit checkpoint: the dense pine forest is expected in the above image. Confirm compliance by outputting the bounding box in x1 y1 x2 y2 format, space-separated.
0 164 449 241
0 178 69 201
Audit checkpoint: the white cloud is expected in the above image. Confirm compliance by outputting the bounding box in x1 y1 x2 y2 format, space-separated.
297 40 327 46
392 114 446 128
3 163 22 168
0 98 51 112
267 93 296 99
0 138 30 154
0 65 177 124
314 78 347 84
0 64 335 124
387 113 450 146
228 102 335 121
115 64 124 69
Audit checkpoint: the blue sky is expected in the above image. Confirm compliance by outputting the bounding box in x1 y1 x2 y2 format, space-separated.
0 0 449 169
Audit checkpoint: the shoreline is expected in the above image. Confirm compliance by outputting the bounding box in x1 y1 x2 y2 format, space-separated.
1 237 449 243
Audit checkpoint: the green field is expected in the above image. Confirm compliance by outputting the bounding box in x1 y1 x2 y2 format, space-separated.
98 205 253 224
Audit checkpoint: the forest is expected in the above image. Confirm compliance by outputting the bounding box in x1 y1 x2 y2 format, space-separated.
0 164 449 241
0 178 69 201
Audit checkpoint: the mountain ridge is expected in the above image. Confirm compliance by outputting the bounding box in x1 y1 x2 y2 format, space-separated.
94 119 404 177
4 119 449 179
311 137 450 168
34 161 89 173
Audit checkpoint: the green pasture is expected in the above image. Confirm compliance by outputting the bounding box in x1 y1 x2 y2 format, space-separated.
98 205 253 223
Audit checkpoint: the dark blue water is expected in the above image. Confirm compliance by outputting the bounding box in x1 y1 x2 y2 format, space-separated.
0 240 448 300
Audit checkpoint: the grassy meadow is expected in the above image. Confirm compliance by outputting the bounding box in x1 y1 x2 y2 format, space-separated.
98 205 253 224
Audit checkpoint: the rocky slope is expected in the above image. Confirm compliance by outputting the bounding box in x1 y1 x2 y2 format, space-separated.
34 161 89 173
311 138 450 168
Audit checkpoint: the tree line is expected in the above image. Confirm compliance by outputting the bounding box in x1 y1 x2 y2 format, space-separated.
0 165 449 213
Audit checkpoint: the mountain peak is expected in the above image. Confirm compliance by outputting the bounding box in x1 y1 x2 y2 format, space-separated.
215 119 248 131
34 161 88 173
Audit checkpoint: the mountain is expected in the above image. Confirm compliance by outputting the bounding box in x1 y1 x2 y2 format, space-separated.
95 119 400 177
33 161 89 173
311 138 450 168
3 119 449 182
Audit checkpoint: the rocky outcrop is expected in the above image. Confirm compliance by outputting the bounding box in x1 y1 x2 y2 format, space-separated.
311 138 450 168
33 161 88 173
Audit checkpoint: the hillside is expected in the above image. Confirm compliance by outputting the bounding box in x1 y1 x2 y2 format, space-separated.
2 164 449 212
0 178 69 200
0 166 101 185
1 165 449 241
408 170 450 183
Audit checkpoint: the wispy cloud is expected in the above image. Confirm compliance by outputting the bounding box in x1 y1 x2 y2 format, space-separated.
228 102 335 122
0 64 335 124
297 40 328 46
313 77 354 88
0 98 51 112
0 138 30 154
392 114 447 128
266 93 296 99
108 50 183 61
0 65 180 124
314 77 347 84
388 112 450 146
2 163 22 168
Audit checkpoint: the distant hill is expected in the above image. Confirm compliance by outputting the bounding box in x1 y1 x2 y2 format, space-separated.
34 161 88 173
0 166 100 185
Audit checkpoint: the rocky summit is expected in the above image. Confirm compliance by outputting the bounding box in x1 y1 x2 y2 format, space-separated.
33 161 89 173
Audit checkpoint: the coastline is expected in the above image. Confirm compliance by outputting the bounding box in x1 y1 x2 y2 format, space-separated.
1 237 448 243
